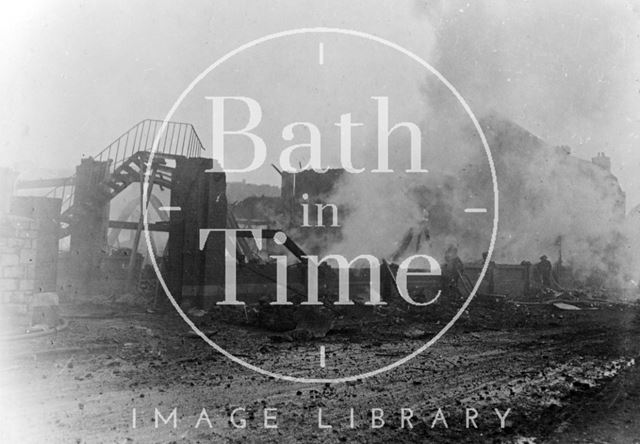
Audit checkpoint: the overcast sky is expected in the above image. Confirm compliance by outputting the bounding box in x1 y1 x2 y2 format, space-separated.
1 0 639 208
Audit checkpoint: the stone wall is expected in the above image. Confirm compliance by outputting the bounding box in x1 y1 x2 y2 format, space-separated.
11 196 61 293
0 215 37 311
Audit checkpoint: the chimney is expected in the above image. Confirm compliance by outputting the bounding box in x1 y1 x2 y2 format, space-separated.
591 152 611 171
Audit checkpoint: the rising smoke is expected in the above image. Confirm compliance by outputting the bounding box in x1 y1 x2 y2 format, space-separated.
323 0 640 288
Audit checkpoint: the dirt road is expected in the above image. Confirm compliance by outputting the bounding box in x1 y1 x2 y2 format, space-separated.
2 300 640 443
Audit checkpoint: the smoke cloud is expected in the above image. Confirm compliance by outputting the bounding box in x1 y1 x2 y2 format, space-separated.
323 0 640 288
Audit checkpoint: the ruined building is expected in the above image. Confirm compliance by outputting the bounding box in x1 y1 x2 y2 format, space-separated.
1 116 632 316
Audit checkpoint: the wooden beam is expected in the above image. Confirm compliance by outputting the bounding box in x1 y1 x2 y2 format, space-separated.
16 177 75 189
108 220 170 232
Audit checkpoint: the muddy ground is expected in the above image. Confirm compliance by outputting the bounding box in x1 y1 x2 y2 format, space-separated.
2 296 640 443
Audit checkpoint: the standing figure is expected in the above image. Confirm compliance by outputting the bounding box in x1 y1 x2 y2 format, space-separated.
442 245 464 292
536 255 552 287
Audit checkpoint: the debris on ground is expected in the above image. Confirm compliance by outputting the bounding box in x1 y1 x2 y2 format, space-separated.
403 326 426 339
552 302 582 311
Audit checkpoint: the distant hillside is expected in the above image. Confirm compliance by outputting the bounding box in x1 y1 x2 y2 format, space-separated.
226 181 279 203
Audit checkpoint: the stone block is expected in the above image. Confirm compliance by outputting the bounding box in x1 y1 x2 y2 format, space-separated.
31 304 60 327
19 248 35 264
0 227 17 239
0 253 19 266
4 303 28 315
0 245 18 254
19 279 34 291
8 238 25 249
10 291 27 304
25 264 36 280
3 265 24 279
31 292 59 306
0 278 18 291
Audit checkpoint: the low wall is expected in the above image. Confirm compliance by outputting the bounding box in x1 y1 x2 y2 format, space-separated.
465 262 533 298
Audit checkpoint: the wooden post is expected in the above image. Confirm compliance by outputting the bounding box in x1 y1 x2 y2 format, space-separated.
126 157 155 290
